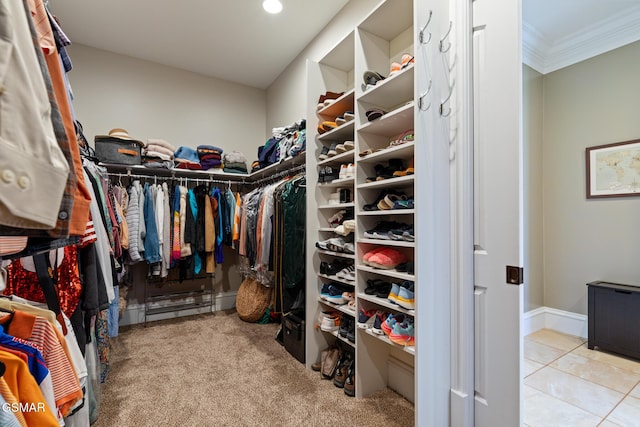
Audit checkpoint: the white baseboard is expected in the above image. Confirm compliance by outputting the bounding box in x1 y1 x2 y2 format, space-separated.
119 291 237 326
523 306 587 338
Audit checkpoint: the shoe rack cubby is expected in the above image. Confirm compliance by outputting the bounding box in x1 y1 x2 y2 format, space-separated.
306 0 431 404
306 31 358 364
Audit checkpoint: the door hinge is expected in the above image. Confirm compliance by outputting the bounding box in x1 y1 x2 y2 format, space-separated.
506 266 523 285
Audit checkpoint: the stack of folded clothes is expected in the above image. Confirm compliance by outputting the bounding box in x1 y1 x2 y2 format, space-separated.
174 146 202 170
143 138 175 169
197 145 223 170
223 150 248 174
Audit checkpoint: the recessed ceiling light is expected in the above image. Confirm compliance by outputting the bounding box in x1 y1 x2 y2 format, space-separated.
263 0 283 14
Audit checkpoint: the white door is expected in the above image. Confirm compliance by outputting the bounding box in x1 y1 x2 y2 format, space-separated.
472 0 523 425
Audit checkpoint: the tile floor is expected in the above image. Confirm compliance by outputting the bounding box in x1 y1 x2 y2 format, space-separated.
524 329 640 427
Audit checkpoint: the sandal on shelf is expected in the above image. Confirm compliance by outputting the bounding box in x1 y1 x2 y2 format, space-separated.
378 194 407 210
401 53 415 69
322 121 338 132
375 158 405 181
393 198 414 210
389 130 415 147
365 164 385 183
365 108 387 121
393 159 414 177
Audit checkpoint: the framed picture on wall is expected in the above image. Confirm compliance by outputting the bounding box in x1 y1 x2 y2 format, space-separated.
586 139 640 198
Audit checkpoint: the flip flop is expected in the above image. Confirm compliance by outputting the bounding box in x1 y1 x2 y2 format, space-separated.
363 70 386 86
389 130 415 147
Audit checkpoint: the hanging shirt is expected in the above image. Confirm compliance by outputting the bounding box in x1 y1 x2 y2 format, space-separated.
143 183 161 264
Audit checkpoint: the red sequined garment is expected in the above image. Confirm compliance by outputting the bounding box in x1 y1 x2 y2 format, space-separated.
3 245 83 317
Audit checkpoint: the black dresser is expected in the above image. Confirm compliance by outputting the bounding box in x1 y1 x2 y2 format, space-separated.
587 281 640 361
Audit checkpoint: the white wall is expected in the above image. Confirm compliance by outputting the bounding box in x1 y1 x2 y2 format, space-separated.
67 44 267 157
265 0 382 131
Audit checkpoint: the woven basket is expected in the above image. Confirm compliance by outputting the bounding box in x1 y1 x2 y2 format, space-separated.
236 278 272 323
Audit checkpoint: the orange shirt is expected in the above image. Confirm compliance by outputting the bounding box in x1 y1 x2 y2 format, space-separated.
0 351 58 427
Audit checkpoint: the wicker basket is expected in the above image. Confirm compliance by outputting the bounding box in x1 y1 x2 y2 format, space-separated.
236 278 272 323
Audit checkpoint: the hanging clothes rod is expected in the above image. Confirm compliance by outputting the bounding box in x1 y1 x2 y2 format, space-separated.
106 171 246 186
252 164 306 186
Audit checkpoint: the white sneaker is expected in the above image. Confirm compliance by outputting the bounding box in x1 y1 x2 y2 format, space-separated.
336 265 355 282
339 164 348 180
346 163 355 179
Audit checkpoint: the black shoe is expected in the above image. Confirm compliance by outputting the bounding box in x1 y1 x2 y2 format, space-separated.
319 145 330 160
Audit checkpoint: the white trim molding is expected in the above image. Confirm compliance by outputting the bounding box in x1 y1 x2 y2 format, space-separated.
523 5 640 74
523 306 588 339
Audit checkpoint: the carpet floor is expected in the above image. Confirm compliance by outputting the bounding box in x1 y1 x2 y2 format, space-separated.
92 310 415 426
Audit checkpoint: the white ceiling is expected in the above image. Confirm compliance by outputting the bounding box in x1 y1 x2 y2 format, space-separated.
48 0 640 88
523 0 640 74
49 0 349 90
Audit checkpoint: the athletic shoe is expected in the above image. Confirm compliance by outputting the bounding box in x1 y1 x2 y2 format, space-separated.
371 311 388 335
381 313 405 336
339 316 351 338
336 265 355 281
357 309 377 329
319 283 332 300
325 283 348 305
318 146 330 160
388 282 400 304
396 281 415 310
389 318 415 346
320 311 341 332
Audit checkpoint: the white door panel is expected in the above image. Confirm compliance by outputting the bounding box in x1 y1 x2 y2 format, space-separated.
472 0 523 426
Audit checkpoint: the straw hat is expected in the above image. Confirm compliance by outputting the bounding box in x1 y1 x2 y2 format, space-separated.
95 128 144 146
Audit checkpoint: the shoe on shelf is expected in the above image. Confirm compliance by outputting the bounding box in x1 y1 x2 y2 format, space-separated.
389 130 415 147
327 142 338 157
357 309 377 329
362 247 386 265
343 140 355 151
342 242 355 254
336 142 347 153
317 91 344 110
378 193 408 210
319 311 341 332
312 347 331 372
371 312 388 335
321 346 343 380
344 111 355 121
366 164 385 183
388 282 400 305
319 283 332 300
367 247 408 270
339 164 349 180
326 283 350 305
381 313 405 336
389 318 415 346
396 281 415 310
346 300 356 313
376 158 405 181
375 282 393 299
339 316 351 338
395 261 415 275
344 363 356 397
334 353 353 388
402 228 415 242
318 145 330 160
401 53 415 69
388 61 402 78
346 318 356 343
335 115 347 126
393 158 415 177
393 198 414 210
336 265 355 282
328 209 346 227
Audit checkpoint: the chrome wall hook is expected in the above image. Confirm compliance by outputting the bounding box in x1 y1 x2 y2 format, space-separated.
440 85 454 117
418 80 433 111
419 10 433 44
439 21 453 53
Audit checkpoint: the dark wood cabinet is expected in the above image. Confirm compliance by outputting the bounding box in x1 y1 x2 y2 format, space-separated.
587 281 640 361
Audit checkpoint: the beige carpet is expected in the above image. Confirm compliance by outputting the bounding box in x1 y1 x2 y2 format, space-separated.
92 310 415 426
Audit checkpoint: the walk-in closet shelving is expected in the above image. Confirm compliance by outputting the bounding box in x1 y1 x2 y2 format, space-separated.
305 25 358 386
305 0 422 403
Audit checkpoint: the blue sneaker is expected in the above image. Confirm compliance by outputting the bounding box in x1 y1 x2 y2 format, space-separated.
387 282 400 304
390 318 415 346
319 283 331 300
325 283 348 305
396 281 415 310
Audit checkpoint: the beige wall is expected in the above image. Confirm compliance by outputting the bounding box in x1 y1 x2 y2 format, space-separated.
266 0 382 131
523 65 544 311
541 41 640 315
67 44 266 155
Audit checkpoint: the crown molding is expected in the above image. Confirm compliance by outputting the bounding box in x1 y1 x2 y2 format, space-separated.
523 6 640 74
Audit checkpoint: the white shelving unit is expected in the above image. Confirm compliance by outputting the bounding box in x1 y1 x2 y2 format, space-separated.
306 0 421 403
